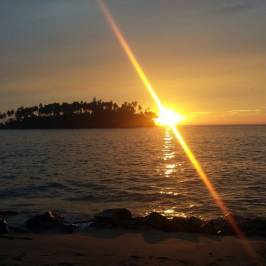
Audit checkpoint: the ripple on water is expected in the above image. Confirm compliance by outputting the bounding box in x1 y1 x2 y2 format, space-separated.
0 126 265 219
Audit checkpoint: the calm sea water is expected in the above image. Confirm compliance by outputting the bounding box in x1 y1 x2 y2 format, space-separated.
0 126 266 222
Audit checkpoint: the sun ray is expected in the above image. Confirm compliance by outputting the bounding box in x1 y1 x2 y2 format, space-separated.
97 0 260 264
98 0 163 111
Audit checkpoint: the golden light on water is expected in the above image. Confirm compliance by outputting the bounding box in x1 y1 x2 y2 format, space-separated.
98 0 260 264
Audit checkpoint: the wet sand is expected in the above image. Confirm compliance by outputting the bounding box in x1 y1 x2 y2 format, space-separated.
0 230 265 266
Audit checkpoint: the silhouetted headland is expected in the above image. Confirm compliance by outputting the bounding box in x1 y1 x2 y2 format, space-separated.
0 98 156 129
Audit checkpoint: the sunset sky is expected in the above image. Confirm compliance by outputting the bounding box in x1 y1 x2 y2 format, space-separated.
0 0 266 124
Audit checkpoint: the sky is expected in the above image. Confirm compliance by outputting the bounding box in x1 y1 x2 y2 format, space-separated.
0 0 266 124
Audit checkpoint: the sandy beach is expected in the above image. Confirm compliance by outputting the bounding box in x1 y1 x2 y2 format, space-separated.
0 230 265 266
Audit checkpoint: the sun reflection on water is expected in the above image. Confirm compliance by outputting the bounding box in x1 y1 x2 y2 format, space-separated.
145 209 188 218
163 128 177 177
159 191 180 196
153 128 187 217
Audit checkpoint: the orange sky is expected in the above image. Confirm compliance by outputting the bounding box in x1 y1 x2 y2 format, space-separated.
0 0 265 124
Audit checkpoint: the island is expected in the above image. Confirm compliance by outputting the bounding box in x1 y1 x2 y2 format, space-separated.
0 98 156 129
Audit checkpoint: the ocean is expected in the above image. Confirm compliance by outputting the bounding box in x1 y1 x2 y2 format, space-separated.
0 126 266 224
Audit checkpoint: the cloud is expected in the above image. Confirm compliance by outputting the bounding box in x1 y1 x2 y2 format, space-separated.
227 109 261 115
209 0 265 15
192 111 212 115
217 0 252 13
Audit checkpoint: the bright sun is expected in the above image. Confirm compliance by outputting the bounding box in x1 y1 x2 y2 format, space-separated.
154 108 185 127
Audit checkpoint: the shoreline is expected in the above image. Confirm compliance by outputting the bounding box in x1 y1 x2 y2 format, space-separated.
1 209 266 238
1 208 266 265
0 230 265 266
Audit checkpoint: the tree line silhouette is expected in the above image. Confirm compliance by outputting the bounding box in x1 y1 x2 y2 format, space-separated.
0 98 156 129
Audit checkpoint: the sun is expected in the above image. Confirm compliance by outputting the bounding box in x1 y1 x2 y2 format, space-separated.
154 108 185 127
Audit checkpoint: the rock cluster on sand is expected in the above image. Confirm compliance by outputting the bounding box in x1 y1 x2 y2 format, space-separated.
201 217 232 235
25 211 74 233
92 209 205 232
143 212 170 230
171 216 202 232
92 209 266 237
93 210 204 233
94 208 132 227
1 208 266 237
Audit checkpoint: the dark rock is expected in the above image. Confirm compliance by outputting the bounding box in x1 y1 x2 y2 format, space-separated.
25 211 74 233
0 211 18 216
123 217 148 230
170 217 186 231
171 216 202 232
0 218 9 233
95 208 132 221
241 217 266 237
143 212 171 231
201 218 232 235
94 208 132 227
11 226 29 233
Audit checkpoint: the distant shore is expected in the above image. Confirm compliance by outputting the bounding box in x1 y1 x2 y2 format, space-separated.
0 100 156 129
1 124 265 129
0 125 156 130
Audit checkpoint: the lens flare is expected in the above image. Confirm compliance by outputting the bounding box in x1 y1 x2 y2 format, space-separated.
97 0 260 264
97 0 163 111
154 108 185 126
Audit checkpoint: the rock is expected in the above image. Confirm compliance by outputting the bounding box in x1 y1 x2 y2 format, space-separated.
95 208 132 221
241 217 266 237
0 210 18 216
11 226 29 233
94 208 132 227
171 216 202 232
201 218 232 235
143 212 171 231
25 211 74 233
0 218 9 233
123 217 147 230
201 215 266 237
